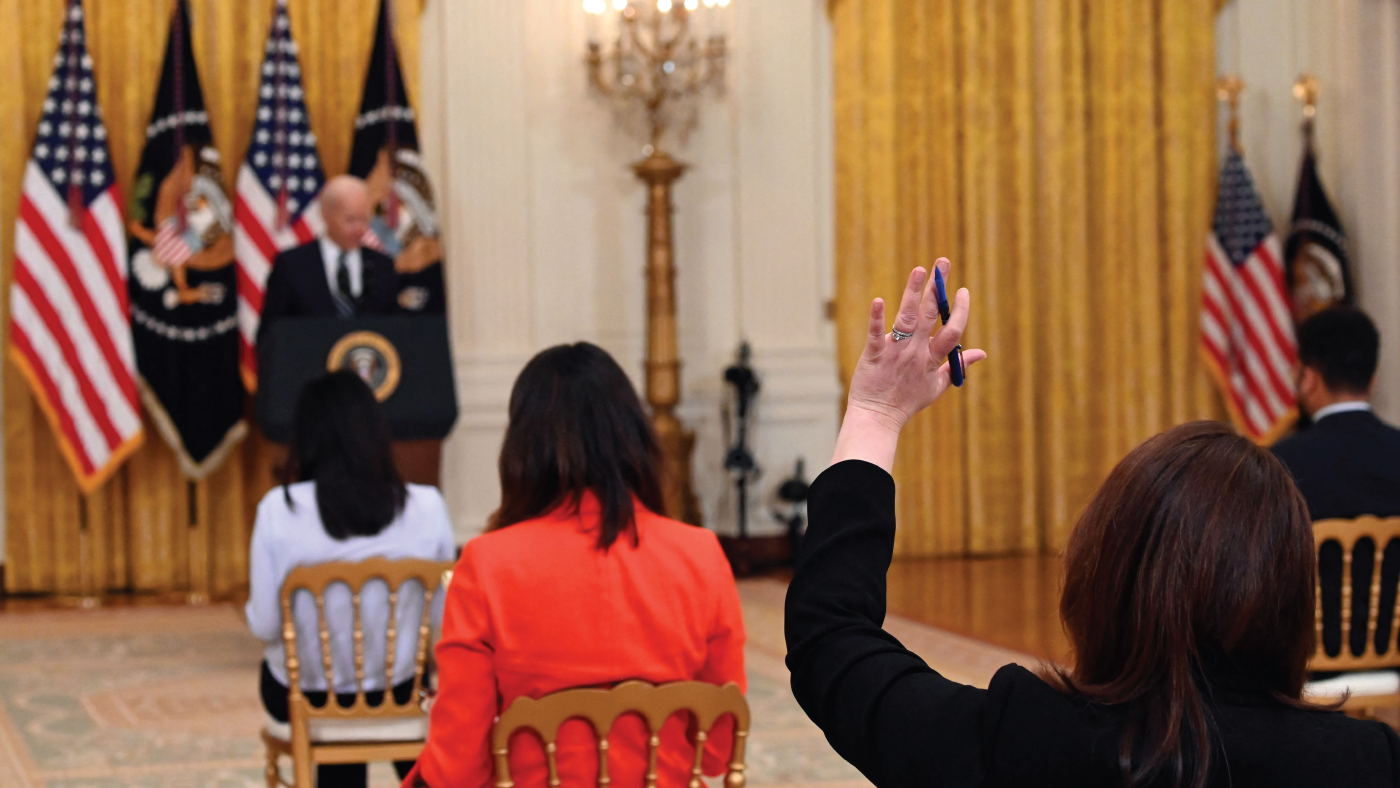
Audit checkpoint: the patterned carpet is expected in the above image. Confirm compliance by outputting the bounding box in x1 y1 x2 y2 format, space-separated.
0 579 1032 788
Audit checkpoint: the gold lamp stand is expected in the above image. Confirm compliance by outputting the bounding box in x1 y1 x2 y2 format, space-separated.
584 0 730 523
634 151 701 523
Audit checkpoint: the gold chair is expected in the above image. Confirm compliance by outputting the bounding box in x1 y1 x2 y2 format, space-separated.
261 557 454 787
492 680 750 788
1305 516 1400 713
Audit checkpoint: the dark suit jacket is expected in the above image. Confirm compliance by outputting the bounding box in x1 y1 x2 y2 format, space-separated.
1273 410 1400 659
256 240 399 349
787 460 1400 788
1272 410 1400 521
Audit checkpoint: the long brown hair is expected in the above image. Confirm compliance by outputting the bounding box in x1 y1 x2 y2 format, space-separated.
490 343 666 549
1049 421 1318 788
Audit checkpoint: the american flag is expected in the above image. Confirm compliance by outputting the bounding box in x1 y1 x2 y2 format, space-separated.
234 0 325 390
1201 151 1298 443
152 219 194 267
8 0 142 492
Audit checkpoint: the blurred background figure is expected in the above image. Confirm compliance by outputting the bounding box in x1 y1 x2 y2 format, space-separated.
1273 307 1400 520
1273 307 1400 660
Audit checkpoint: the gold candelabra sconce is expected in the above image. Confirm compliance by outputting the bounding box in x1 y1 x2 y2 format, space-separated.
584 0 730 152
580 0 735 525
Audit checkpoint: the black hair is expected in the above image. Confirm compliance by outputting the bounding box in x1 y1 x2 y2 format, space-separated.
490 342 666 550
1296 307 1380 395
284 370 407 540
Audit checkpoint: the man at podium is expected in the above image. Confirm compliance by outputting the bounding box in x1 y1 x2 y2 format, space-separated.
254 176 456 486
256 175 399 350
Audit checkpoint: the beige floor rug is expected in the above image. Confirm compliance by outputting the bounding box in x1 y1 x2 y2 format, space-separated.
0 579 1032 787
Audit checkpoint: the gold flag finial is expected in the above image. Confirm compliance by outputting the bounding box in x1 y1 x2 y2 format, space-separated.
1293 74 1319 118
1218 75 1245 154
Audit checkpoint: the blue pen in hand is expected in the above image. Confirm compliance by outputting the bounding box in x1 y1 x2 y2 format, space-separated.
933 268 966 387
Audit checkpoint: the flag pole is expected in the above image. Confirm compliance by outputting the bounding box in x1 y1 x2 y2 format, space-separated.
1217 75 1245 155
273 6 289 231
382 0 401 229
171 0 189 234
64 0 84 227
78 493 97 605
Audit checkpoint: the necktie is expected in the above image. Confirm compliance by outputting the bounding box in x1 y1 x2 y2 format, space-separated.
334 250 354 317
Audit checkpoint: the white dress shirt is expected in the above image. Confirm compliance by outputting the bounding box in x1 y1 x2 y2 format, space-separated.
245 482 455 693
1312 401 1372 423
319 237 363 298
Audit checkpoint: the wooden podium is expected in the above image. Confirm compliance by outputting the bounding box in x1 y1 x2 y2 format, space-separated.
256 316 458 485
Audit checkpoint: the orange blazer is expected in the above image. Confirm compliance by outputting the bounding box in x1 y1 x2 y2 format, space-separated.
403 494 746 788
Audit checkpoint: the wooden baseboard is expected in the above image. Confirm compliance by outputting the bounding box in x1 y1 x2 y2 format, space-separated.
718 535 795 578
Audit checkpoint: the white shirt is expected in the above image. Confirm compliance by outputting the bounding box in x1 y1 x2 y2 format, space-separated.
319 237 363 298
1312 401 1372 423
245 482 455 693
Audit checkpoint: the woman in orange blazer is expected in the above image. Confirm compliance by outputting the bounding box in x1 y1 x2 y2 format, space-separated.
403 343 746 788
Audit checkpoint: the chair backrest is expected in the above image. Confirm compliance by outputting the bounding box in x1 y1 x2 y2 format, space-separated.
491 680 749 788
278 557 454 721
1311 516 1400 672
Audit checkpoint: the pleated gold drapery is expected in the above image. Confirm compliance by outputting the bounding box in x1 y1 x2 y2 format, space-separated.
832 0 1225 557
0 0 423 595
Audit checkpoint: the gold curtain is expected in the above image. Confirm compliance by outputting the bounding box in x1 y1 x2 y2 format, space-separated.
832 0 1225 557
0 0 423 595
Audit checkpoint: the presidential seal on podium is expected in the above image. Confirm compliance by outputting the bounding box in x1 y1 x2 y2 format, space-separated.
327 330 402 401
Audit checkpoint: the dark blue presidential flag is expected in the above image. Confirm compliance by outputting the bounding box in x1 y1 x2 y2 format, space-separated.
1285 121 1352 322
350 0 446 316
127 0 245 477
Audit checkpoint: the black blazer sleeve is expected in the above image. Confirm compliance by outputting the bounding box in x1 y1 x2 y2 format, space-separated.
785 460 990 788
256 249 296 350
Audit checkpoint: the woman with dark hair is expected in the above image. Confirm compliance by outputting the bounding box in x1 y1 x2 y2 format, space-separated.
403 342 745 788
245 371 455 788
786 260 1400 788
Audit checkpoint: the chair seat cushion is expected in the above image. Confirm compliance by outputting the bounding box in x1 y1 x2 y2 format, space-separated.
264 713 430 743
1304 670 1400 698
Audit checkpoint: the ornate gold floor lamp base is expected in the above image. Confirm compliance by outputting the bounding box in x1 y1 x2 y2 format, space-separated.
635 151 702 525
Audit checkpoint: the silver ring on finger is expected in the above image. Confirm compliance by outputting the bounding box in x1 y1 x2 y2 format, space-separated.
891 328 914 341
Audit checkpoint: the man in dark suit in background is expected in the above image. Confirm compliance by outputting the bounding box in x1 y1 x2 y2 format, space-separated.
1272 308 1400 660
256 175 399 351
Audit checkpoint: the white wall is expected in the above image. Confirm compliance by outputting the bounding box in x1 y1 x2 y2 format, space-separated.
419 0 840 542
1217 0 1400 423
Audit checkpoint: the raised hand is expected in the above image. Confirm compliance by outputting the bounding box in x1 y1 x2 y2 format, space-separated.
833 258 986 472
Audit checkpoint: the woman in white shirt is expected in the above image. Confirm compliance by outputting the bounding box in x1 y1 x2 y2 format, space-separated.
245 370 455 787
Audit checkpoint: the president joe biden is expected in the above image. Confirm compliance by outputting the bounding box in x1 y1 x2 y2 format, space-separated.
256 175 399 350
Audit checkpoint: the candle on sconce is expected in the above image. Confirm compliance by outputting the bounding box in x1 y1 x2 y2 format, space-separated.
583 0 604 41
614 0 631 38
699 0 717 37
604 0 622 48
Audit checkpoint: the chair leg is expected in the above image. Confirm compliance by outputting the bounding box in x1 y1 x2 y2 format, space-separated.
264 743 281 788
292 738 314 788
